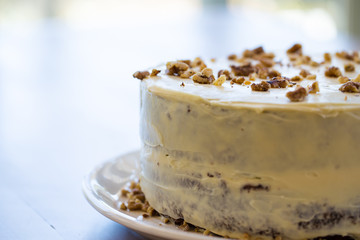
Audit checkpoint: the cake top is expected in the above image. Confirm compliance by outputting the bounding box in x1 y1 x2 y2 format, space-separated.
134 44 360 111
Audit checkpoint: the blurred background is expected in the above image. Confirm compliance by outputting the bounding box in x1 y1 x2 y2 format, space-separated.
0 0 359 239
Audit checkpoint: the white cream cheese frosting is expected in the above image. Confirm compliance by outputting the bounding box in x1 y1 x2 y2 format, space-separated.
138 49 360 239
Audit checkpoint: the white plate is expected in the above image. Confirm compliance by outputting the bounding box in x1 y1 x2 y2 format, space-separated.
82 150 224 240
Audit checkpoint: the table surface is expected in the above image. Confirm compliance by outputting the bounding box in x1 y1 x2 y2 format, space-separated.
1 4 359 240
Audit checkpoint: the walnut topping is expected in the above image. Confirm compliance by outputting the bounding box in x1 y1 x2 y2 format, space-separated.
324 52 332 62
308 81 319 93
310 61 320 67
306 74 317 80
230 63 257 77
179 60 191 66
230 77 245 85
336 51 359 61
133 71 150 80
180 69 196 78
150 69 161 77
251 81 270 91
325 66 342 78
218 69 233 80
338 76 350 84
287 43 303 55
353 74 360 83
267 76 289 88
190 57 207 70
344 63 355 72
228 54 237 60
339 81 360 93
166 61 189 76
286 86 308 102
249 73 257 81
213 75 226 86
299 69 310 78
243 46 264 58
259 57 274 67
257 68 269 79
192 68 215 84
291 75 303 81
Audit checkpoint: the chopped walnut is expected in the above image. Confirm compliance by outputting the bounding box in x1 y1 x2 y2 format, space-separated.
324 52 332 62
180 82 185 87
228 54 237 60
230 64 257 76
242 46 264 58
336 51 359 61
166 61 189 76
339 81 360 93
179 60 191 66
180 69 196 78
257 68 268 79
249 73 257 81
251 81 270 91
287 43 303 55
353 74 360 83
259 58 274 67
338 76 351 84
192 68 215 84
286 86 308 102
299 69 310 78
291 75 303 81
230 77 245 85
213 75 226 86
262 52 275 59
150 69 161 77
218 69 233 80
310 61 320 67
289 55 298 61
267 76 289 88
308 81 319 93
344 63 355 72
306 74 317 80
133 70 150 80
325 66 342 78
190 57 207 70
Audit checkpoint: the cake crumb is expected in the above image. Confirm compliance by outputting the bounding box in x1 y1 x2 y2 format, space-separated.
345 96 348 101
180 82 185 87
325 66 342 78
120 202 127 210
251 81 270 91
286 86 308 102
210 58 216 62
133 71 150 80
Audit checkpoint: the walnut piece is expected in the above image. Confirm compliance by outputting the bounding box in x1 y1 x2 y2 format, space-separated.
324 52 332 62
166 61 189 76
231 63 257 77
286 86 308 102
308 81 319 93
299 69 310 78
259 57 274 67
180 69 196 78
306 74 317 80
218 69 233 80
291 75 303 81
336 51 359 61
325 66 342 78
310 61 320 67
230 77 245 85
243 46 264 58
344 63 355 72
353 74 360 83
192 68 215 84
190 57 207 70
268 70 281 78
251 81 270 91
339 81 360 93
287 43 303 55
133 71 150 80
267 77 289 88
228 54 237 60
338 76 350 84
150 69 161 77
213 75 226 86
